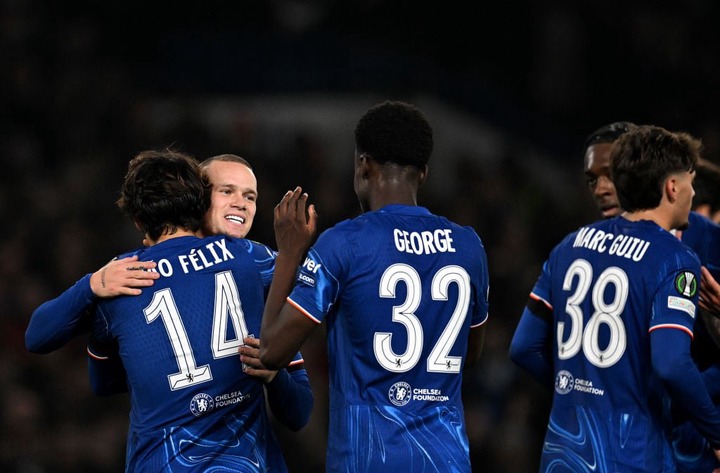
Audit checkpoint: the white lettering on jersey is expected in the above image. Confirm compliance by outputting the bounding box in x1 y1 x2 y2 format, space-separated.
178 239 236 274
393 228 455 255
302 257 322 274
572 227 650 262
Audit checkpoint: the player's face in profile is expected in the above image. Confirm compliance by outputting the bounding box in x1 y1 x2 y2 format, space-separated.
673 169 696 231
584 142 623 219
203 161 258 238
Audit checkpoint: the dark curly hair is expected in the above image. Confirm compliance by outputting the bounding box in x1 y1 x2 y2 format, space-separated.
354 100 433 169
118 149 211 241
611 125 701 212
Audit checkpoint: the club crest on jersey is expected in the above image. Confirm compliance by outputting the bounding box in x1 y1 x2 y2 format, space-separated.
555 370 574 395
388 382 412 406
674 271 697 298
190 393 215 417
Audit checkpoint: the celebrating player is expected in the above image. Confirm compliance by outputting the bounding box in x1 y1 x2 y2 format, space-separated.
584 121 720 471
260 100 490 471
511 125 720 471
85 150 312 470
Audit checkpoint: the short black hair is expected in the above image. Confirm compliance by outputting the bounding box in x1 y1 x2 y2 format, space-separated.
611 125 701 212
118 149 211 241
583 121 636 152
354 100 433 169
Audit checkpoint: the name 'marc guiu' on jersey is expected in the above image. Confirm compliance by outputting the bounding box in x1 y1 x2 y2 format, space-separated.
530 217 700 473
286 204 490 471
91 235 290 472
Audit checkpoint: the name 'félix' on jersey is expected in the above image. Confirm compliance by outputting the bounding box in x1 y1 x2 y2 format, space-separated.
148 239 236 277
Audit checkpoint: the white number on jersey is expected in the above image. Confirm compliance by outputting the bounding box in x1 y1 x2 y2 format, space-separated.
144 270 250 390
558 259 628 368
373 263 471 373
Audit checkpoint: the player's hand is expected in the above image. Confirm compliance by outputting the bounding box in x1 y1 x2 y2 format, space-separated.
273 186 318 261
239 336 278 384
89 255 159 298
700 266 720 315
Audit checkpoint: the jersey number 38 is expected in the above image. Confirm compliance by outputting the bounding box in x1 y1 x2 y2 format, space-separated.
558 258 628 368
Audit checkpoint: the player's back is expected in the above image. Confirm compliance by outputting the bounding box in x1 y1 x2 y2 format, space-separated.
537 217 698 472
298 204 489 472
94 235 284 472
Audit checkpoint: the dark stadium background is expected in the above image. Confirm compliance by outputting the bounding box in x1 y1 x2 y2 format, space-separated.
3 1 720 471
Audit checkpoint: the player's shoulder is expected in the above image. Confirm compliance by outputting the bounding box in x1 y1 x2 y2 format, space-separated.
219 235 277 259
686 210 720 238
430 215 486 253
115 248 144 260
551 221 600 252
549 217 655 253
319 216 365 241
688 210 715 227
114 244 153 261
618 219 702 268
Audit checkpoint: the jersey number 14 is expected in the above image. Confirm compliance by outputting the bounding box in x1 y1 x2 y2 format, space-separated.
144 271 249 390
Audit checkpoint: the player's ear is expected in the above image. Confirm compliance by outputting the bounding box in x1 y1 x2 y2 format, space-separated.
418 164 429 187
665 176 678 203
358 153 370 165
357 153 373 179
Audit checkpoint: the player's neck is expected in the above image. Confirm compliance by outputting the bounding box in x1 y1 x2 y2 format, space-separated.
366 183 419 211
621 209 674 232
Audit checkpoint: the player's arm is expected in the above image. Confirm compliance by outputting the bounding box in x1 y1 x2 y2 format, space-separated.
509 295 554 389
265 365 315 432
239 337 313 431
261 270 319 370
264 360 313 431
652 327 720 450
86 312 128 396
260 188 318 370
26 273 96 354
87 339 128 396
25 256 158 354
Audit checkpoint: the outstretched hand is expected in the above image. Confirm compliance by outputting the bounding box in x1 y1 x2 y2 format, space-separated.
273 187 318 260
89 255 159 297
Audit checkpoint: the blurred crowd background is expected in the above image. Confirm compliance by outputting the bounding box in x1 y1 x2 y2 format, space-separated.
3 1 720 472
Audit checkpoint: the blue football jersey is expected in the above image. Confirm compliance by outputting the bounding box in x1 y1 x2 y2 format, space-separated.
92 235 291 472
680 211 720 281
672 211 720 471
677 211 720 373
287 205 489 472
530 217 701 472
